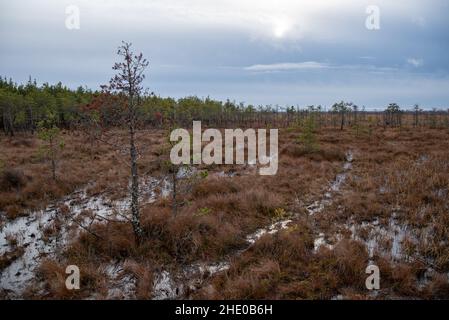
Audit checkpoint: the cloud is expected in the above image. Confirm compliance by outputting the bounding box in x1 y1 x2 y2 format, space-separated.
244 62 330 72
1 0 448 108
407 58 424 67
244 62 398 73
5 0 431 45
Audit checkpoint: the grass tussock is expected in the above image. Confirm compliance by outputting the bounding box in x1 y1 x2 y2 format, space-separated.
194 224 371 299
281 144 346 162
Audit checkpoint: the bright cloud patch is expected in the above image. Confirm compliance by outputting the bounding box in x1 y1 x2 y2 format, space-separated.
245 62 329 72
407 58 424 67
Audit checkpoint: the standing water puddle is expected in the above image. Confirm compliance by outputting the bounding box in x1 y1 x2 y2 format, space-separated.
0 176 165 297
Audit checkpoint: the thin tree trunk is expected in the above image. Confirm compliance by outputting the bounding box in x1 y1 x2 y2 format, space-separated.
172 169 177 216
129 124 143 244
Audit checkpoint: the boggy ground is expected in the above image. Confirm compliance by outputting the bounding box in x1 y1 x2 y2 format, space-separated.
194 127 449 299
1 126 448 299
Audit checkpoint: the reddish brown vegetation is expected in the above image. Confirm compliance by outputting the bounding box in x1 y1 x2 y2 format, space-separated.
2 125 449 299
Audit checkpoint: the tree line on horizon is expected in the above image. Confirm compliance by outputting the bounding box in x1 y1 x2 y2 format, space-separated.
1 75 448 137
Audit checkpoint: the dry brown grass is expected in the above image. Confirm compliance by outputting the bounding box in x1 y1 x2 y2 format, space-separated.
4 125 449 299
189 127 449 300
193 226 370 299
27 258 106 299
281 143 346 162
0 129 161 218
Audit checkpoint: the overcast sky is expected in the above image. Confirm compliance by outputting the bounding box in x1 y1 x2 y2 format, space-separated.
1 0 449 109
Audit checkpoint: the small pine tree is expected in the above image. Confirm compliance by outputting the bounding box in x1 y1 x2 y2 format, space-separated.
37 111 64 180
298 113 318 152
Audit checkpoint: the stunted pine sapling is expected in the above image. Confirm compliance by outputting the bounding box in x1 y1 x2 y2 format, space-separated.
413 104 421 128
331 101 353 130
102 41 149 244
37 112 64 180
384 103 402 127
297 113 318 153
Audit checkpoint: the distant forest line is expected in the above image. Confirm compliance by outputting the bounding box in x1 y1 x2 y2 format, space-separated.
1 76 449 136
